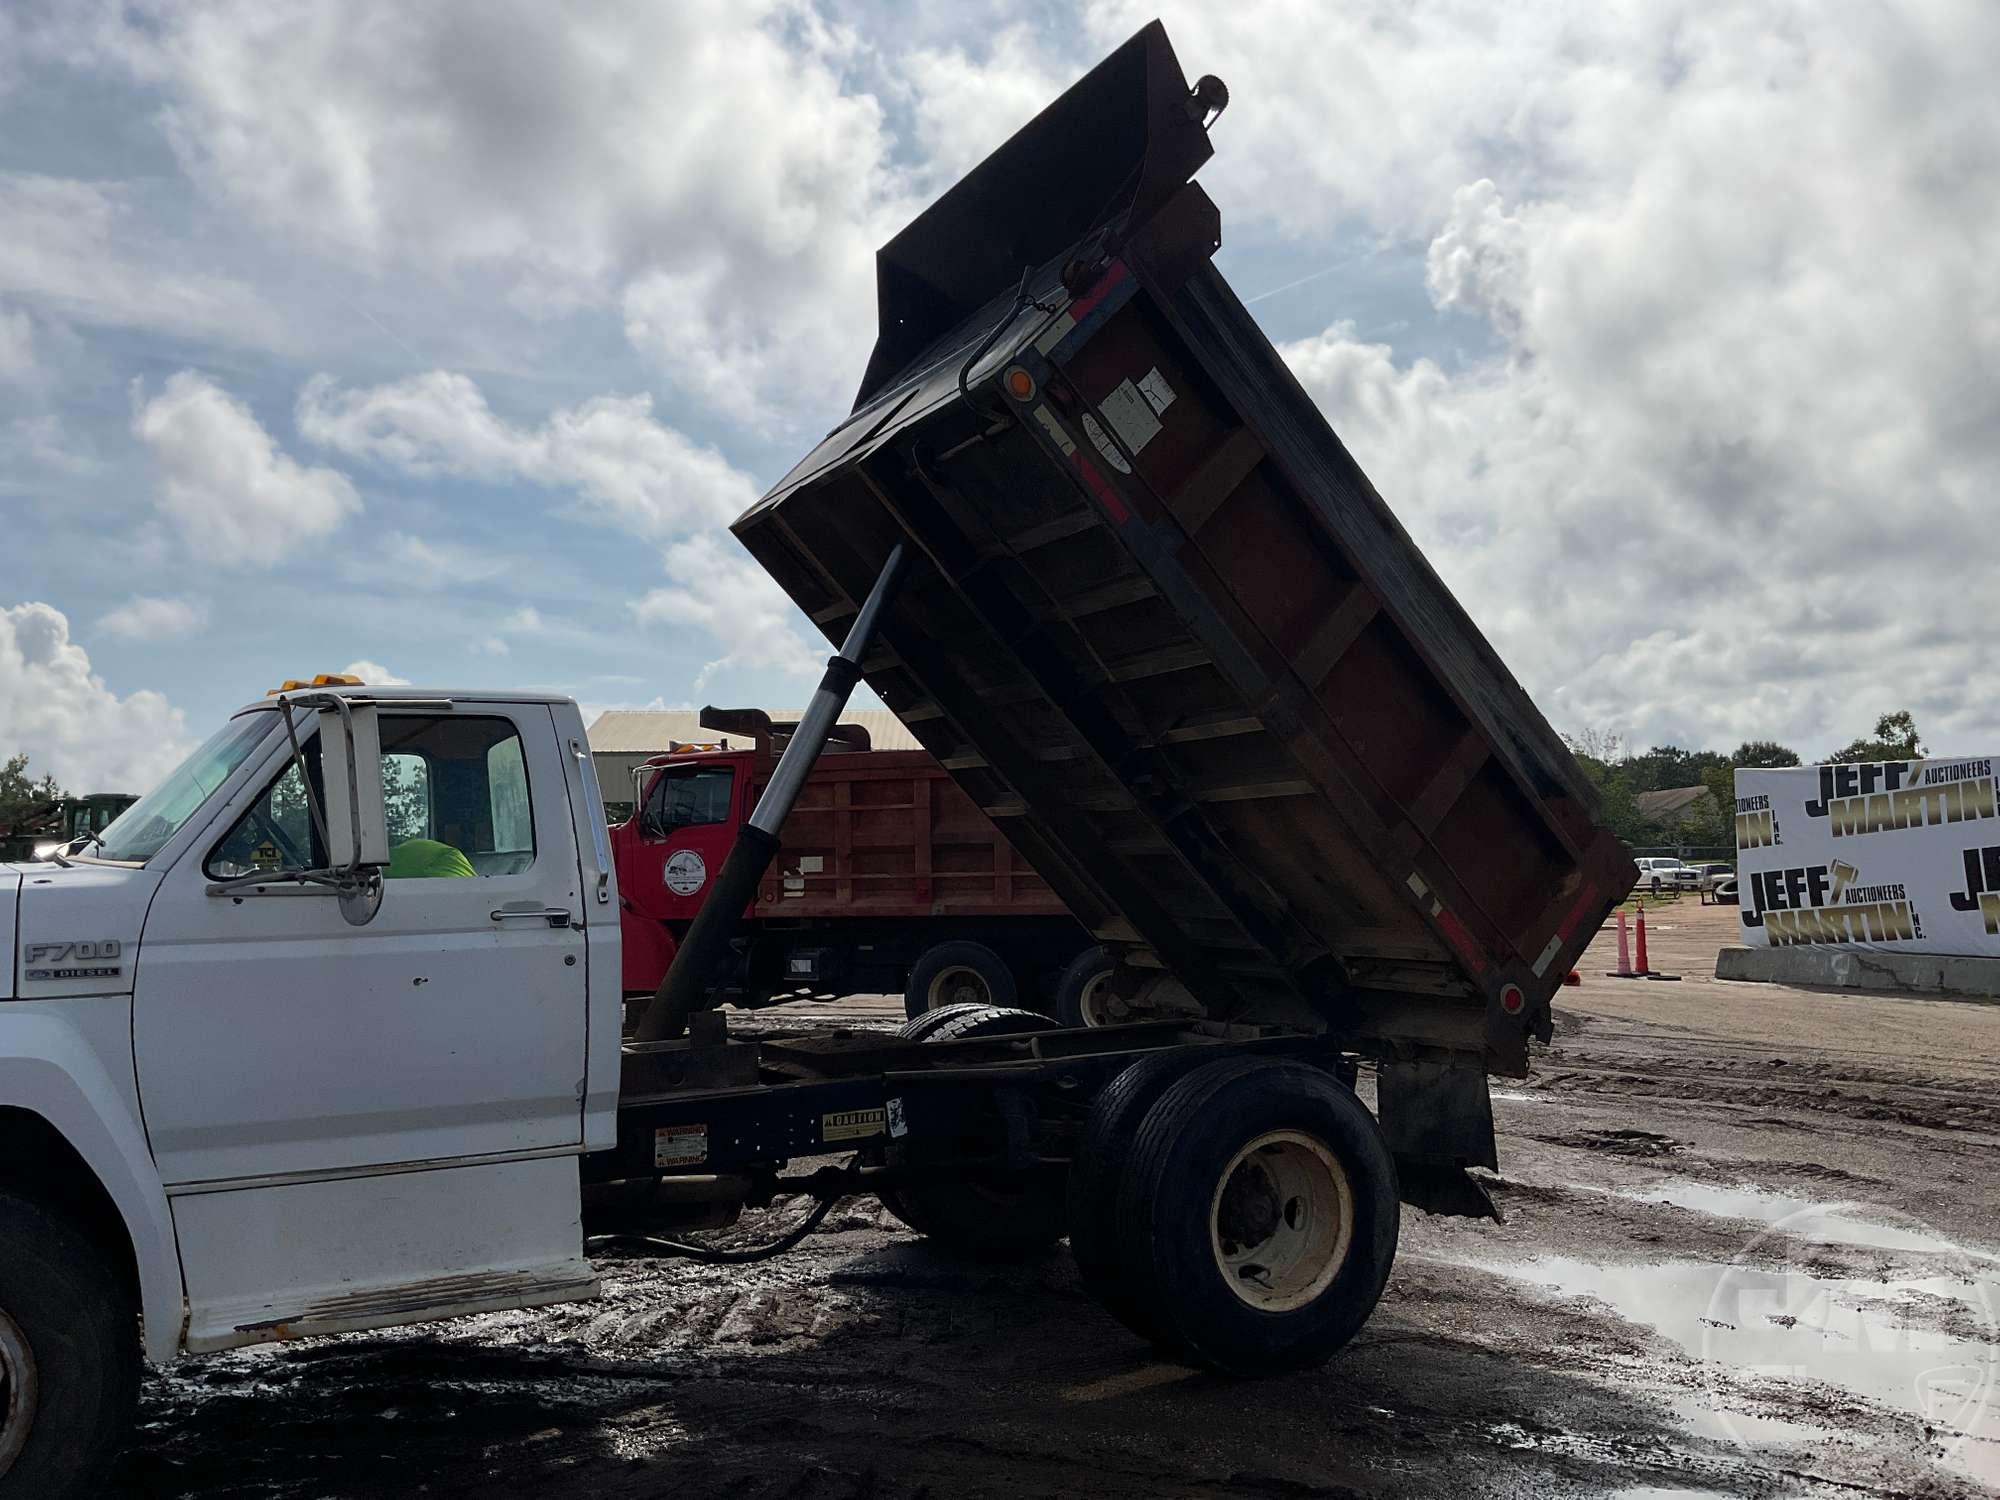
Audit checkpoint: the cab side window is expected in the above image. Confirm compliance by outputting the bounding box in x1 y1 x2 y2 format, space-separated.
204 715 536 880
642 766 735 839
380 715 536 878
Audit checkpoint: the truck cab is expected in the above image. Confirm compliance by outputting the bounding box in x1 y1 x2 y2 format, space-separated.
0 685 621 1496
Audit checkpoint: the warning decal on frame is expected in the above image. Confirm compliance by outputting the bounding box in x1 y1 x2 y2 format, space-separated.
654 1123 708 1168
1099 377 1164 457
1081 412 1132 474
821 1107 887 1142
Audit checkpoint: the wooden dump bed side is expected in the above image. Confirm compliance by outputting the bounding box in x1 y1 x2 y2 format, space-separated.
746 748 1064 920
731 23 1633 1069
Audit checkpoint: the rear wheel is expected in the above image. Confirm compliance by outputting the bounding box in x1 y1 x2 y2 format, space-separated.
0 1194 139 1498
904 941 1017 1021
1067 1050 1205 1346
1054 946 1117 1028
1112 1057 1399 1374
878 1006 1066 1259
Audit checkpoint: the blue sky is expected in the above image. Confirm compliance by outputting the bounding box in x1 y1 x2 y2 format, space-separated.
3 2 1996 789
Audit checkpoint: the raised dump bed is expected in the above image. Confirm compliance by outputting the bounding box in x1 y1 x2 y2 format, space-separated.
734 22 1634 1074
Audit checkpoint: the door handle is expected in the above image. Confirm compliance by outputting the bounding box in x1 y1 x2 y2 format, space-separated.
491 906 574 928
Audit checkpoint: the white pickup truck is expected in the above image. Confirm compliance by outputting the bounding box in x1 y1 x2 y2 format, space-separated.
1 685 624 1495
1 679 1446 1496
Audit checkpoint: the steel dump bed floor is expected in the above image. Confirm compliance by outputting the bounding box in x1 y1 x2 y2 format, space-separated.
733 23 1633 1070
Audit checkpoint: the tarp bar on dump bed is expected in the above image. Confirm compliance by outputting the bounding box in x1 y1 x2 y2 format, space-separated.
855 21 1217 409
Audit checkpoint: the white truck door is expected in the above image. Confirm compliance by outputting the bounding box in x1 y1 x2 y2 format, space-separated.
131 703 598 1347
135 704 588 1184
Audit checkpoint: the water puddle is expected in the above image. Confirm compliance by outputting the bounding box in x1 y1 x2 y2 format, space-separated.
1489 1089 1546 1104
1481 1251 2000 1482
1610 1179 1998 1257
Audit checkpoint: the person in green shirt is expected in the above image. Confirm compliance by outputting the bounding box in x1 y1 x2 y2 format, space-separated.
386 837 476 879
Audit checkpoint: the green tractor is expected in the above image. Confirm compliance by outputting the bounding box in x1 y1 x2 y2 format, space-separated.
0 791 138 863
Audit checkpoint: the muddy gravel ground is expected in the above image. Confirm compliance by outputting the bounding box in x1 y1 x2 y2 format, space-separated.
111 902 2000 1498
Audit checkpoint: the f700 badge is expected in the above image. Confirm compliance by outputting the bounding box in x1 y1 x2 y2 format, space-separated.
23 939 124 981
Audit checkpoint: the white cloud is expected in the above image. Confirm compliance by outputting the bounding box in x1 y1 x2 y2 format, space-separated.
0 171 273 346
632 533 823 695
115 1 903 425
297 370 756 538
500 606 543 634
378 530 508 587
0 602 191 790
895 25 1079 190
1224 0 2000 752
93 595 208 642
134 371 361 566
474 637 509 658
0 302 34 382
340 659 410 686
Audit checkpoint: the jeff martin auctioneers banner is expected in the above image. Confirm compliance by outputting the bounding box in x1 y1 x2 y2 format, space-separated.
1734 758 2000 956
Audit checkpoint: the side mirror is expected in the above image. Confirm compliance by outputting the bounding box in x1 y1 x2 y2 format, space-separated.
320 703 390 871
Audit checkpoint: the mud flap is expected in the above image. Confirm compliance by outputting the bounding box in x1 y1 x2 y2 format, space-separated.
1393 1159 1502 1222
1376 1052 1501 1220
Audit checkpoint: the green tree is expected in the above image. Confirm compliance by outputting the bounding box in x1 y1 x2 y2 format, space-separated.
1625 744 1728 793
383 757 431 843
1729 740 1800 768
0 752 64 821
1827 710 1924 764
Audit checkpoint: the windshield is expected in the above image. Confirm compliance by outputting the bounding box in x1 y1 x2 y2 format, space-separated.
89 713 275 863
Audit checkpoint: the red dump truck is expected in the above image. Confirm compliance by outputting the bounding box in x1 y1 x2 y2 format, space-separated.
611 708 1103 1020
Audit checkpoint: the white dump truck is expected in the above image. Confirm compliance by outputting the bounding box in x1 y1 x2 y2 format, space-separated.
0 24 1633 1494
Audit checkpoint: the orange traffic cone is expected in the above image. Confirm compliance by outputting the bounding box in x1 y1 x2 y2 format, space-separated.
1633 903 1651 974
1605 910 1638 977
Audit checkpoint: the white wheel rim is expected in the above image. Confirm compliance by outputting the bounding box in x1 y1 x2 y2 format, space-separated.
0 1306 36 1478
1077 970 1115 1027
927 964 989 1010
1208 1129 1354 1313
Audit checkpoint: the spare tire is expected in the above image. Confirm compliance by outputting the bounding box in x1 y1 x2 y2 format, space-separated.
878 1006 1066 1259
895 1002 1002 1043
904 941 1016 1021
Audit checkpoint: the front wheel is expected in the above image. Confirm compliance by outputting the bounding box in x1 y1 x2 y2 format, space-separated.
1112 1057 1399 1374
0 1194 140 1498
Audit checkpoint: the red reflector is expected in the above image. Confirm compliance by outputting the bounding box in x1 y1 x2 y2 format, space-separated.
1500 984 1525 1015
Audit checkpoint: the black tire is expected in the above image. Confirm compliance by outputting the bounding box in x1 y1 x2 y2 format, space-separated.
1114 1057 1399 1375
0 1194 140 1499
1066 1051 1206 1346
895 1001 1006 1043
879 1007 1066 1259
903 941 1016 1021
1053 946 1116 1028
1650 876 1663 895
